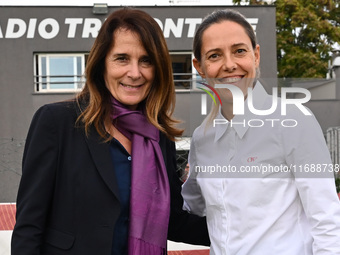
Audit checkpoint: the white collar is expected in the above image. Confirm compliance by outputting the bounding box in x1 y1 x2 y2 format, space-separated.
214 81 270 142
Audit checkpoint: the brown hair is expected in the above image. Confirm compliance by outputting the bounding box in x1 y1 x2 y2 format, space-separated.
77 7 182 141
193 9 257 62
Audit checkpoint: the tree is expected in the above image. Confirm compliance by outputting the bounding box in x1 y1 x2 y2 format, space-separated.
233 0 340 78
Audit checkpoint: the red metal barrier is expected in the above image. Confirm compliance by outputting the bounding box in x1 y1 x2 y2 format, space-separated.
0 204 16 231
168 251 209 255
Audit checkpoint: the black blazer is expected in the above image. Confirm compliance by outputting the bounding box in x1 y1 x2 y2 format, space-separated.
11 100 209 255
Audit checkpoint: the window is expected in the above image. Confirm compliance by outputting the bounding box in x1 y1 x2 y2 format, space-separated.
34 52 200 93
170 52 194 91
34 53 86 92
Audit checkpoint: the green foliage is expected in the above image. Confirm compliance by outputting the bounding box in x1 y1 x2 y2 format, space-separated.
233 0 340 78
336 177 340 193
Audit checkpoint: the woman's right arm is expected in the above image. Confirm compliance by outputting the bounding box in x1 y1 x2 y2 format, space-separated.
11 105 59 255
181 135 206 217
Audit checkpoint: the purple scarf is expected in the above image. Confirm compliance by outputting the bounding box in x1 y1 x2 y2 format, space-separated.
110 97 170 255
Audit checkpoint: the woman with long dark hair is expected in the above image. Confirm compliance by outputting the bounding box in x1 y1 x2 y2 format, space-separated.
12 8 209 255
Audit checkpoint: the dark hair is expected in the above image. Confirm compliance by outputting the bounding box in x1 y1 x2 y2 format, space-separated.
77 7 182 140
193 9 257 61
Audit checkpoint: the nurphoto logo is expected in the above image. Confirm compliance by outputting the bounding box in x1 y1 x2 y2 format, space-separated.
197 83 312 128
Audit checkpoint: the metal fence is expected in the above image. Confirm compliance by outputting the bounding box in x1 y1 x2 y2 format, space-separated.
175 137 191 182
327 127 340 176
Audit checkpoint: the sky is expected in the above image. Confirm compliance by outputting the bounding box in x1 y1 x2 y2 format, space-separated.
0 0 234 6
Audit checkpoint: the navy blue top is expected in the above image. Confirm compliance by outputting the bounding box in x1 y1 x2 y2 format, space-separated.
109 138 131 255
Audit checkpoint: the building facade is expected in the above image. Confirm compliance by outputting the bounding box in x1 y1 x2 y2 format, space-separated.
0 5 277 202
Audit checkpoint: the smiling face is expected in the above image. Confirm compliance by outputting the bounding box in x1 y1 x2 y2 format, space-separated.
193 20 260 105
104 28 155 110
